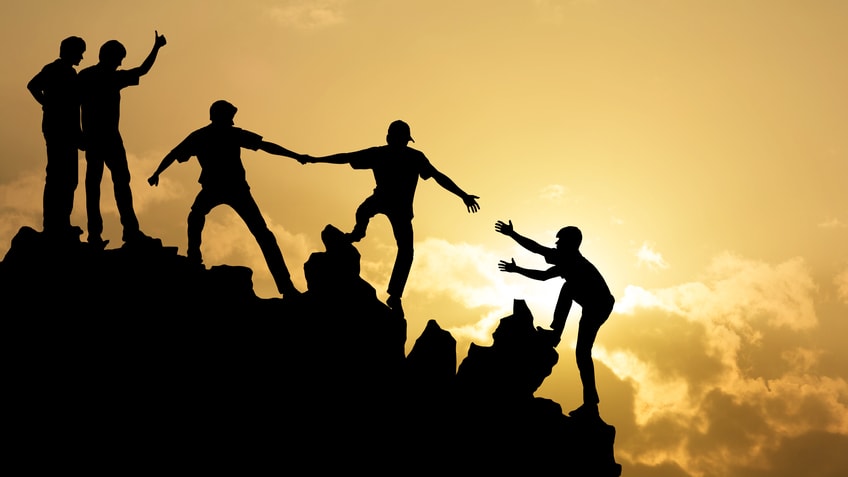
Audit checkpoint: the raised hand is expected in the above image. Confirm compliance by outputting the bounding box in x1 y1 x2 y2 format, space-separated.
495 219 513 236
498 258 518 273
154 30 167 48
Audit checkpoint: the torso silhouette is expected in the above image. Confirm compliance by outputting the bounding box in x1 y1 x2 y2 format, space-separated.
172 123 261 190
544 250 613 307
78 64 141 136
32 59 80 137
350 145 436 217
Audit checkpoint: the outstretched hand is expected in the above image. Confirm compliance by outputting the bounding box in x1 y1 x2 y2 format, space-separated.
498 258 518 273
148 174 159 186
464 194 480 213
154 30 167 48
296 154 313 165
495 219 514 236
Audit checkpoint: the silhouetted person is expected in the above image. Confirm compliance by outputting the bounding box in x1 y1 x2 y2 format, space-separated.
148 100 305 298
79 31 167 248
303 120 480 314
27 36 86 241
496 220 614 418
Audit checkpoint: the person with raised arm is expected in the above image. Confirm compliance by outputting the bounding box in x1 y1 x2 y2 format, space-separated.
79 30 167 248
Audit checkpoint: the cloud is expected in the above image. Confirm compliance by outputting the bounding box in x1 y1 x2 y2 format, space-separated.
268 0 348 29
836 267 848 304
637 242 669 271
606 252 848 476
539 183 567 202
406 238 518 343
818 217 847 229
198 211 315 297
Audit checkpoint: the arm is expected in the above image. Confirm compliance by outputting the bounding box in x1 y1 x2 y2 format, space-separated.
258 140 307 163
495 220 551 256
148 147 186 186
303 151 356 165
136 31 167 76
431 169 480 213
27 72 46 106
498 259 559 281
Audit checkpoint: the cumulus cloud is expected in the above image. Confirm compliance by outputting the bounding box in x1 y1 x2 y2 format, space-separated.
198 211 314 297
606 253 847 476
268 0 348 29
836 267 848 304
636 242 669 271
406 238 518 343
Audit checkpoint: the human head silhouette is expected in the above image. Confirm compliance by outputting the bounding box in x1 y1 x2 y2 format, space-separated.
209 100 237 125
386 120 414 146
99 40 126 69
59 36 86 66
555 226 582 252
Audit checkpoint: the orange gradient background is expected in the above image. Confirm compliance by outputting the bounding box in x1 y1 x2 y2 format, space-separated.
1 2 847 476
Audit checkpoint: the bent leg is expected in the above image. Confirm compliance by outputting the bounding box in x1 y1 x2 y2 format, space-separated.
551 283 574 335
349 195 380 242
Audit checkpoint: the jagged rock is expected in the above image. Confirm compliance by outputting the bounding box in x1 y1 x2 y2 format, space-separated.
1 224 619 475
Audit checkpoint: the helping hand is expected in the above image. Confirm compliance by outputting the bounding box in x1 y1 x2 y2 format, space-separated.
495 219 514 236
464 194 480 213
498 258 518 273
148 174 159 186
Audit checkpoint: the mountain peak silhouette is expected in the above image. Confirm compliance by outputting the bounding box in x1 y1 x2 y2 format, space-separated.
2 225 620 475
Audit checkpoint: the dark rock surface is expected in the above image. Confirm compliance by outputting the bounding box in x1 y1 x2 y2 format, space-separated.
2 224 620 475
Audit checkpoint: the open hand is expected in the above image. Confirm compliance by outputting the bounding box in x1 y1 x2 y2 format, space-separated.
498 258 518 273
495 219 513 236
464 194 480 213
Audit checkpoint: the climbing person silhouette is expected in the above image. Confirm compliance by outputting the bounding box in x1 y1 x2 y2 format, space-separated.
79 31 167 248
302 120 480 315
496 220 614 418
27 36 86 241
148 100 306 298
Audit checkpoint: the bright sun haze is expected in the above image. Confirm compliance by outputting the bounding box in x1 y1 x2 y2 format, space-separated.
1 2 847 476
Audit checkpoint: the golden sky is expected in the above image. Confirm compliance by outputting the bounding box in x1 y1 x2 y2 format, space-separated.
2 1 847 475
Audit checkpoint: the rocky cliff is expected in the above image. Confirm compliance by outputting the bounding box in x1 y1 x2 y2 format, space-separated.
2 224 621 475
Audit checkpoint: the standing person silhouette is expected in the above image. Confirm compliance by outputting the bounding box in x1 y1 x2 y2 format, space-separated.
496 220 614 418
79 31 167 248
148 100 306 298
303 120 480 315
27 36 86 241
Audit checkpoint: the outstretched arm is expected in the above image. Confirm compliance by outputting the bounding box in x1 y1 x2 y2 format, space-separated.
302 152 355 165
258 140 308 163
495 220 551 256
136 30 167 76
148 147 186 186
498 259 559 281
431 169 480 213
